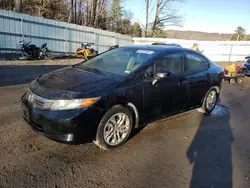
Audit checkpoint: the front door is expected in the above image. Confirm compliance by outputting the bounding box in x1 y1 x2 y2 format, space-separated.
143 52 187 117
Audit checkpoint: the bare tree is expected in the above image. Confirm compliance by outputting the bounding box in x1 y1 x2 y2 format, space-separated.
74 0 77 23
37 0 44 17
14 0 22 12
94 0 100 27
90 0 97 26
152 0 183 37
145 0 151 37
78 0 84 25
68 0 74 23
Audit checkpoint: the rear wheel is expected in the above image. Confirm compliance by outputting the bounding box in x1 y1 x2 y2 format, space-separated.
45 50 54 60
237 77 244 84
94 105 133 150
201 88 218 114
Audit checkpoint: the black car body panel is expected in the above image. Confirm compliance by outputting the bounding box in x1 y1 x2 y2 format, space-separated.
21 45 223 143
32 67 119 99
22 95 103 143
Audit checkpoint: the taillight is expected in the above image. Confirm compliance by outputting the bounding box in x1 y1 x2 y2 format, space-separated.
221 70 225 76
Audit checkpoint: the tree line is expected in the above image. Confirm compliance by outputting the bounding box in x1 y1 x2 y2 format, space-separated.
231 26 250 41
0 0 183 38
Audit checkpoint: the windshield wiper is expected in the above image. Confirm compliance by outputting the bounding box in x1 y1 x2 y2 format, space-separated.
78 65 110 76
90 68 110 76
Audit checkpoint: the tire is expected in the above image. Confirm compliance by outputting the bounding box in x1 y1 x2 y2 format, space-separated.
229 78 235 84
94 105 133 150
201 88 218 114
45 50 54 60
237 77 244 84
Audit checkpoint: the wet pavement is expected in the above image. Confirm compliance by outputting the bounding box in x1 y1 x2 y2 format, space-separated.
0 61 250 188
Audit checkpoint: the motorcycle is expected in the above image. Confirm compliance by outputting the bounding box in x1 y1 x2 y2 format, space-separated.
19 40 54 60
76 42 98 60
39 43 54 60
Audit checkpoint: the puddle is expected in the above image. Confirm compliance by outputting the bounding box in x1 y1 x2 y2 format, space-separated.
211 104 229 117
197 104 229 117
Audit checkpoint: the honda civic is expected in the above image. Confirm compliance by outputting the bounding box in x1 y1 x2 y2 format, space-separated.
21 45 223 149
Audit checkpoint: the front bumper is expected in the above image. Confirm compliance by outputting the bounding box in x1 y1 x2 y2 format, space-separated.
21 96 103 144
24 117 75 142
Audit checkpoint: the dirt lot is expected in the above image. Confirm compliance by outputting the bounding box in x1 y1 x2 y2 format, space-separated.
1 60 250 188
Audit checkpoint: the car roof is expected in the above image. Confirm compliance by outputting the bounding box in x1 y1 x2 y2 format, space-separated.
152 42 181 46
122 45 194 54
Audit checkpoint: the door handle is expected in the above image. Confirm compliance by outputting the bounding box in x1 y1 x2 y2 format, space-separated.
205 73 211 80
178 80 190 86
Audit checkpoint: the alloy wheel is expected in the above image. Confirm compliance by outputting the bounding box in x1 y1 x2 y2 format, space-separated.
103 113 131 146
206 90 217 112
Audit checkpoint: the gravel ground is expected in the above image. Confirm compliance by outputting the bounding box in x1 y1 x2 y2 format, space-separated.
0 59 250 188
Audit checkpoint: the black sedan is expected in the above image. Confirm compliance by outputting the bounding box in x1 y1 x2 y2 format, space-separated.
21 45 223 149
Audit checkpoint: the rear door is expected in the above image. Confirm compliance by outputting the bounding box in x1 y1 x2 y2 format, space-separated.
185 52 211 107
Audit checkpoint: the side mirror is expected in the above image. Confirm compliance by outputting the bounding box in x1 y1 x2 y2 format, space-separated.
152 69 172 85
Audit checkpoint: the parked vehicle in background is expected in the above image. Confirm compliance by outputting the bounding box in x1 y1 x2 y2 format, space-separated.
19 40 54 60
224 63 244 84
21 45 223 150
39 43 54 60
243 56 250 76
76 42 98 60
152 42 182 47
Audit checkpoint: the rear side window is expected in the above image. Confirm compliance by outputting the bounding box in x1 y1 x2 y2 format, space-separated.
186 54 209 72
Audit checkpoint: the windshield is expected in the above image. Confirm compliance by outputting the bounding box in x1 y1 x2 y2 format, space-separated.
77 47 156 76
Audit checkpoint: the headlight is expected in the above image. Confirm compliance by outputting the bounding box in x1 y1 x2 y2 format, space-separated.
50 97 100 110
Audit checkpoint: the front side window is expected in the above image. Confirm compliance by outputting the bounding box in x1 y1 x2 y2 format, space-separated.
155 53 185 74
187 53 209 72
77 48 156 76
144 53 184 80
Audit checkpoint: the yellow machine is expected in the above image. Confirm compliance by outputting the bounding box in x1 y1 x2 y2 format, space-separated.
226 63 236 73
76 42 98 59
225 63 237 77
224 63 244 84
190 43 204 53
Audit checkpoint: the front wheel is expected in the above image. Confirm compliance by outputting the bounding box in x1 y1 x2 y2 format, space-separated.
201 88 218 114
44 50 54 60
94 105 133 150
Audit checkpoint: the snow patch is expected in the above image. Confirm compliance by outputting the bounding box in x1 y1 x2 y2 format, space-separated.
211 104 229 117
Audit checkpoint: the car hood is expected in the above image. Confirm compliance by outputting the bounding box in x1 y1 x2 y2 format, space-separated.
29 66 119 99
